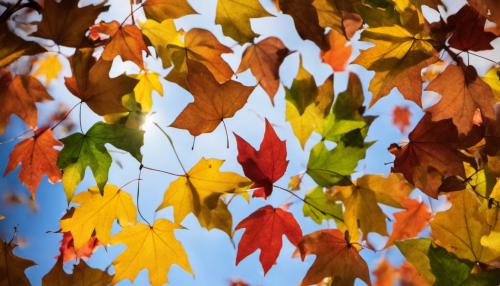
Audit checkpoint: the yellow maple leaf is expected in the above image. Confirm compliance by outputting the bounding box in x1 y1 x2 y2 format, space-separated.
131 71 163 112
481 180 500 254
32 54 62 85
157 158 252 235
482 66 500 102
140 19 183 68
215 0 272 44
110 219 192 286
60 184 136 249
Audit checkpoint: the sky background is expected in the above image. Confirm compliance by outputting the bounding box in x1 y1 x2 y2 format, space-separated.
0 0 498 285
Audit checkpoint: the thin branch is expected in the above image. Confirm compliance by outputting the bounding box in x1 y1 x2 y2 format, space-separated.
273 185 344 223
136 165 151 226
141 165 185 177
153 122 187 174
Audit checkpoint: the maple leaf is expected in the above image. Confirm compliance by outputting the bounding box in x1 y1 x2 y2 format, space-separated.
0 69 52 134
384 199 431 248
140 19 183 68
170 61 254 136
235 205 302 273
32 54 63 85
143 0 197 22
166 28 233 89
58 231 100 262
426 64 495 135
92 21 148 68
235 119 288 198
60 184 137 249
32 0 109 47
216 0 272 44
447 5 497 51
353 24 438 107
4 128 62 197
237 37 291 102
431 190 498 264
157 158 252 235
110 219 192 286
396 238 435 285
331 183 388 240
64 48 138 116
355 174 413 209
312 0 362 40
0 23 45 68
468 0 500 25
482 66 500 102
303 186 342 224
295 229 371 286
307 141 371 187
131 71 163 112
286 75 333 148
392 106 412 133
399 261 431 286
0 241 36 286
57 122 144 201
279 0 328 49
321 30 352 72
285 57 320 115
42 258 112 286
373 258 397 286
389 114 465 198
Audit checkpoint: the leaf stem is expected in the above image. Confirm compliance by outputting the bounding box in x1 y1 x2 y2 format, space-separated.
153 122 187 175
141 165 185 177
120 3 144 27
221 119 229 149
50 101 82 131
273 185 344 223
136 165 151 226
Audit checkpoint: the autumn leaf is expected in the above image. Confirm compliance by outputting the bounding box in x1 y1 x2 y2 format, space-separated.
430 190 497 264
95 21 148 68
42 258 112 286
285 57 319 115
399 261 431 286
384 199 431 248
321 30 352 72
110 219 192 286
392 106 412 133
447 5 497 51
157 158 252 235
295 229 371 286
482 66 500 102
0 23 45 68
131 71 163 112
32 0 109 47
235 205 302 273
57 122 144 200
58 231 100 262
426 64 495 135
235 119 288 198
170 61 254 136
355 174 413 209
60 184 137 249
143 0 197 22
237 37 291 102
312 0 362 39
32 54 63 85
396 238 435 284
166 28 234 89
216 0 272 44
286 75 333 148
373 258 397 286
4 128 62 197
64 48 138 116
0 241 35 286
353 22 438 106
0 69 52 133
140 19 183 68
302 186 342 224
389 114 465 198
279 0 328 49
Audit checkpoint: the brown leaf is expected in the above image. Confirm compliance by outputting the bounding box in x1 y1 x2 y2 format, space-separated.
426 64 495 135
237 37 290 103
64 48 138 116
4 128 62 196
384 199 431 248
166 29 233 90
468 0 500 26
1 23 45 68
98 22 148 68
42 258 112 286
447 5 497 51
389 114 465 198
143 0 197 22
1 241 36 286
171 60 255 136
295 229 371 286
0 69 52 133
33 0 109 47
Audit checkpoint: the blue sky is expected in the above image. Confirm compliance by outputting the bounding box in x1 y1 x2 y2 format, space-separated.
0 0 498 285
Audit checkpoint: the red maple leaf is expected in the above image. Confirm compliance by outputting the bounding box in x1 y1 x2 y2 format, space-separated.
234 119 288 198
448 5 497 51
235 205 302 273
392 106 412 133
